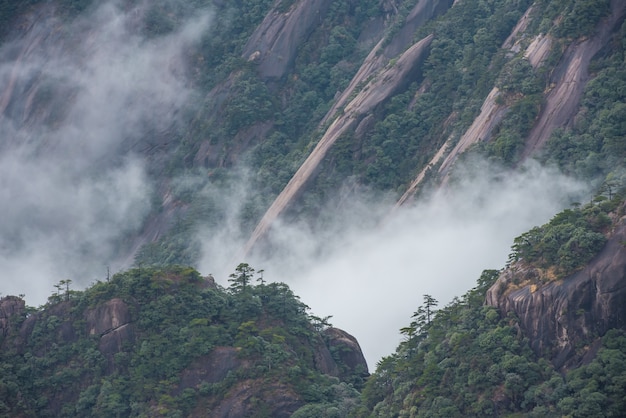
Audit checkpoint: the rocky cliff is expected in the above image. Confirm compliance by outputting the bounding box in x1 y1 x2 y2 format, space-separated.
486 206 626 370
242 0 334 80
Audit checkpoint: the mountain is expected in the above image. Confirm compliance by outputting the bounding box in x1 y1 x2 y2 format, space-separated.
1 0 626 416
487 198 626 372
0 265 368 416
1 0 624 278
356 195 626 417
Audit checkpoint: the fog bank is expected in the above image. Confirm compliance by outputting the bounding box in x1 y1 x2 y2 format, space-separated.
204 160 588 367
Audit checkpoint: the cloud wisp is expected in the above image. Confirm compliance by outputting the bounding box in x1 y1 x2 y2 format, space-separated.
0 2 211 305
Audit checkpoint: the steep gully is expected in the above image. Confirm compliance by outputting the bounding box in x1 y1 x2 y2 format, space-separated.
244 0 626 254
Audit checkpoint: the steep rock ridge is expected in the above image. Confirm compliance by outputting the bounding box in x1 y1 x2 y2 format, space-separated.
323 327 369 380
395 4 544 202
522 0 626 158
85 297 132 336
397 0 626 203
85 298 135 368
395 135 452 207
240 0 454 254
179 346 248 389
486 216 626 370
192 0 334 171
524 33 553 68
437 87 507 177
181 328 367 416
0 288 368 416
400 3 559 197
0 296 25 338
243 34 434 255
321 0 454 126
501 3 534 50
242 0 333 80
196 379 303 418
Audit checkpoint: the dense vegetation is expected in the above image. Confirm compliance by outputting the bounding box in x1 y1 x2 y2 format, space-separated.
509 191 623 278
0 265 365 417
354 272 626 417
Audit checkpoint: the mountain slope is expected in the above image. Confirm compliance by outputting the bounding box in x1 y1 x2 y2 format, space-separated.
1 0 626 416
1 0 624 273
0 266 367 417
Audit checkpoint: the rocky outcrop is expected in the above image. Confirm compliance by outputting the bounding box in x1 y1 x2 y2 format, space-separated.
177 328 365 416
437 87 508 178
522 0 626 158
86 297 132 336
179 346 246 390
397 0 626 203
323 327 369 380
243 34 434 255
0 296 25 338
242 0 333 80
240 0 456 254
313 338 340 377
85 298 134 368
321 0 453 125
486 217 626 370
195 379 303 418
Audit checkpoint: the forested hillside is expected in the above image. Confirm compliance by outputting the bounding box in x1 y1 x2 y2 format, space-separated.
358 194 626 417
1 0 626 416
0 265 367 416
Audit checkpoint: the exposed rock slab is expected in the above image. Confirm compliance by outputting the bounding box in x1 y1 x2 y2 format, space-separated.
242 0 333 80
322 0 453 125
486 217 626 370
86 297 132 336
195 379 303 418
243 35 434 255
85 298 135 369
323 327 369 379
0 296 25 338
179 346 246 390
522 0 626 158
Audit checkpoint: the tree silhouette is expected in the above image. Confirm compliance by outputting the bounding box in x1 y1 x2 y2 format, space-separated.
401 294 439 340
228 263 255 293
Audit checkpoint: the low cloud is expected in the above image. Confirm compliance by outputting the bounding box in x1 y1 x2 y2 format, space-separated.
203 159 589 368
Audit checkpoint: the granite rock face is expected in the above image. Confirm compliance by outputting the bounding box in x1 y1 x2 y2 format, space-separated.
323 327 369 380
0 296 25 338
242 0 334 80
85 298 135 370
486 217 626 370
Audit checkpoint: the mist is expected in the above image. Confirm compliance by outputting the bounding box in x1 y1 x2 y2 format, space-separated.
0 2 211 305
0 0 592 373
199 159 589 368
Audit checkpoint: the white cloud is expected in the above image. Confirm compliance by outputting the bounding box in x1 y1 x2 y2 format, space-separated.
203 159 588 369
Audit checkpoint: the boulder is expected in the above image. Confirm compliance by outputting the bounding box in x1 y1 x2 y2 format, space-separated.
323 327 369 379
